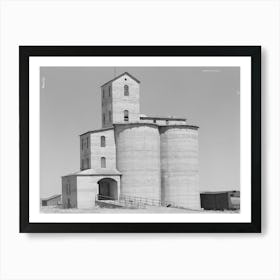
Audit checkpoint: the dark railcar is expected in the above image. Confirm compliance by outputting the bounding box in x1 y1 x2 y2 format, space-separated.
200 191 240 210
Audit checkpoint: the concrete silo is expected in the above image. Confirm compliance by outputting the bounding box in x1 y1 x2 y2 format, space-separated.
114 123 161 201
160 125 201 210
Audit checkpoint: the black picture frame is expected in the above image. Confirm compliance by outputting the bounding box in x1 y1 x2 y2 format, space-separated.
20 46 261 233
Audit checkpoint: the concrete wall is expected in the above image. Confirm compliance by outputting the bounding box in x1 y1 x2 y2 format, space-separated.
62 175 77 208
115 123 161 200
160 126 200 209
112 74 140 124
77 175 120 209
90 129 116 170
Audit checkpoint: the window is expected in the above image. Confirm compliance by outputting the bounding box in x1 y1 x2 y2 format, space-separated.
102 88 105 99
81 139 83 150
109 110 112 122
153 120 156 124
109 86 111 96
86 137 89 149
101 136 106 147
124 85 129 96
86 158 90 169
103 113 105 125
81 159 84 170
67 183 71 195
124 110 129 121
101 157 106 168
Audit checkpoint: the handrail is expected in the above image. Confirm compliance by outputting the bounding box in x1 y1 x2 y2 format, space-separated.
95 193 177 209
95 194 142 208
95 193 201 211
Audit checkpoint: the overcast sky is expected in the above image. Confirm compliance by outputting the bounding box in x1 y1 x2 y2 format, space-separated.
40 66 240 198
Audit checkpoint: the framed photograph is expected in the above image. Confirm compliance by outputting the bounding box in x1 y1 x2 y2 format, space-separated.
20 46 261 233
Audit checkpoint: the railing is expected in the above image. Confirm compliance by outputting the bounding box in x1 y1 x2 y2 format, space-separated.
95 193 177 209
119 194 175 208
95 194 142 208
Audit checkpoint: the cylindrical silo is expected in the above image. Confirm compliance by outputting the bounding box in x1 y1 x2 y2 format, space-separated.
160 125 201 210
114 123 161 201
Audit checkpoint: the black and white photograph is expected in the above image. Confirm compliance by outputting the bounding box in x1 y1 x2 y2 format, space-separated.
19 46 261 232
3 1 280 279
40 67 240 214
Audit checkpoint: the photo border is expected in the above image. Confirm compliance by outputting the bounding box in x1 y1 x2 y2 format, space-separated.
19 46 261 233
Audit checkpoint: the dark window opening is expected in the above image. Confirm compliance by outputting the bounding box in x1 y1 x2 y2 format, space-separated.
124 110 129 121
101 157 106 168
101 136 106 147
124 85 129 96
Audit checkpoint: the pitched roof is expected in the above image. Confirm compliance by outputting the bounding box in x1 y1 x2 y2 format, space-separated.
62 168 122 177
79 127 113 137
41 194 61 201
100 72 140 87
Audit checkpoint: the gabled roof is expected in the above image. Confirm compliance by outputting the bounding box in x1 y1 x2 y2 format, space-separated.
100 72 140 87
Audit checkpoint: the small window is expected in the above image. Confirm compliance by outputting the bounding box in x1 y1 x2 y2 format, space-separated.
86 137 89 149
81 159 84 170
103 113 105 125
124 85 129 96
101 157 106 168
87 158 90 169
124 110 129 121
109 86 111 96
102 88 105 99
81 139 83 150
153 120 156 124
109 110 112 122
101 136 106 147
67 183 71 195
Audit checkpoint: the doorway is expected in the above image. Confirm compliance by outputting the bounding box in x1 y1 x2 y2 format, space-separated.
97 178 118 200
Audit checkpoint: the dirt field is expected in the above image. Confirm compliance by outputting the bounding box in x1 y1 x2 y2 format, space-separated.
40 205 239 214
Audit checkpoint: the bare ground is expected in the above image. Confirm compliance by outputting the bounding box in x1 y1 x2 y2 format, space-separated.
40 205 240 214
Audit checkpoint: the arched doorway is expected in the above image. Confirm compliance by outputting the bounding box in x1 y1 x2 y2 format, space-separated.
97 178 118 200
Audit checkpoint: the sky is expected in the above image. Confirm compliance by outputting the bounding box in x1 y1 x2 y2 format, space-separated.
40 67 240 198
